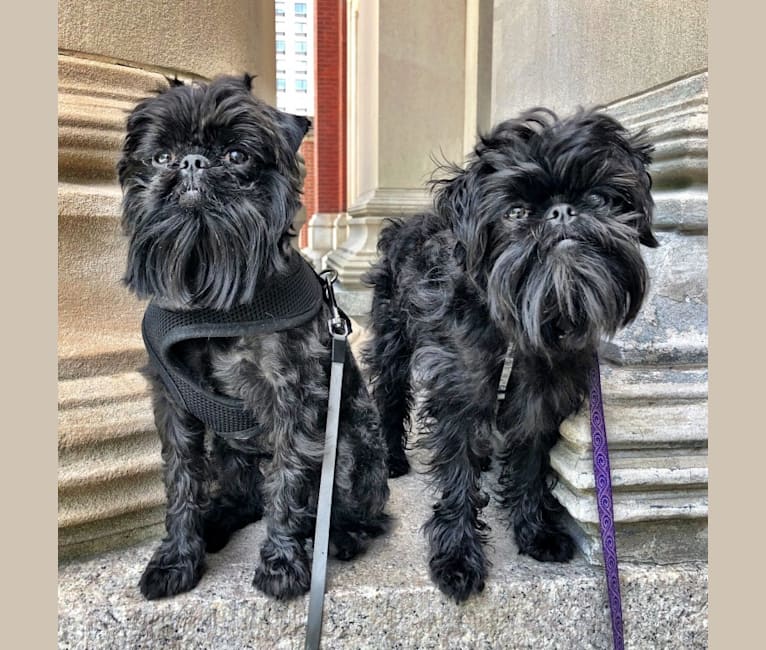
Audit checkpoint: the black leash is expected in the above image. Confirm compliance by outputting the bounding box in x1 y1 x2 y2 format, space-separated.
305 269 350 650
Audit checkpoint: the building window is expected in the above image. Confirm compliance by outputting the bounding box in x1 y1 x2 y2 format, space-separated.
295 22 307 35
295 2 307 17
276 39 286 54
295 40 307 55
276 78 286 91
295 79 308 92
276 3 285 16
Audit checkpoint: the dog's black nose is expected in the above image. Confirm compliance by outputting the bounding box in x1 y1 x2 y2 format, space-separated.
179 154 210 175
545 203 578 224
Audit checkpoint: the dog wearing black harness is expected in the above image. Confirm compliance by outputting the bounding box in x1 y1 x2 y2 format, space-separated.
118 74 389 601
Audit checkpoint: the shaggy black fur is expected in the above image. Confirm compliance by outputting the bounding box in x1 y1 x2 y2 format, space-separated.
364 108 657 602
118 75 389 601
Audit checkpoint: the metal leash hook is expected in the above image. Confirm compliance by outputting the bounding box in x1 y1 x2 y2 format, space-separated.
305 269 349 650
319 269 351 338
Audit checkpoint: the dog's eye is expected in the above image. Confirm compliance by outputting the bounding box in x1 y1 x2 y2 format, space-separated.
507 206 529 220
225 149 249 165
152 151 175 167
587 193 606 206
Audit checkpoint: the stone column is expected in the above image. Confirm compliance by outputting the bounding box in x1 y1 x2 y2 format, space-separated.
58 0 276 559
328 0 491 322
491 0 708 564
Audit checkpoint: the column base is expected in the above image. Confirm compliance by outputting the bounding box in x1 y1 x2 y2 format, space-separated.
550 364 708 565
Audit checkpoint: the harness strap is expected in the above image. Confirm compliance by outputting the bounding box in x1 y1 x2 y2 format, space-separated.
141 252 324 438
589 353 624 650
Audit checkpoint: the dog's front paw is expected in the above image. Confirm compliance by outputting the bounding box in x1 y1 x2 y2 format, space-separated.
252 536 311 600
517 526 575 563
139 553 205 600
429 543 487 603
387 450 411 478
253 558 311 600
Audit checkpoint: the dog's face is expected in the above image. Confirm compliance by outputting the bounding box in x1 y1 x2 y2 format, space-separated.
435 109 658 358
117 74 310 310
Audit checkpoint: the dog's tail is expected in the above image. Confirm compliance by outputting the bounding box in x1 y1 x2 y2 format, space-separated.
361 217 405 286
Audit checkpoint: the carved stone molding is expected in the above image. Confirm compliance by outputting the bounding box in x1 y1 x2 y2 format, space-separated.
58 55 167 558
553 71 709 564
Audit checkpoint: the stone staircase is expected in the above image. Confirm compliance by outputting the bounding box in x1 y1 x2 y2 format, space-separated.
58 451 708 649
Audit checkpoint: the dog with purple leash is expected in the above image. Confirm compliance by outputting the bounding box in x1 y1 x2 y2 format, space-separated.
363 108 657 602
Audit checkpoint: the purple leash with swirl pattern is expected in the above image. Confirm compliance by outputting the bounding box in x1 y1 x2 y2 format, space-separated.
589 353 624 650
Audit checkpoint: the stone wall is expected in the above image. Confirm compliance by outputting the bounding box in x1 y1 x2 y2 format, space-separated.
57 0 277 559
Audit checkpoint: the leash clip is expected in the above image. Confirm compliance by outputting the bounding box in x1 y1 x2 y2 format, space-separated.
319 269 351 338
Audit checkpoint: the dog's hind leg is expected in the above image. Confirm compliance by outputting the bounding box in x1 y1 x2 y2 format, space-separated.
496 353 585 562
365 268 414 477
202 437 265 553
329 355 391 560
139 381 209 599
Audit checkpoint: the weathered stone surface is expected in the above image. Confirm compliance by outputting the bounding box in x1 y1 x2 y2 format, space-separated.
58 458 708 649
58 371 164 559
58 0 276 101
490 1 707 120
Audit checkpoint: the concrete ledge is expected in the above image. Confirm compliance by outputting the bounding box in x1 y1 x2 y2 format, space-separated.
58 462 707 649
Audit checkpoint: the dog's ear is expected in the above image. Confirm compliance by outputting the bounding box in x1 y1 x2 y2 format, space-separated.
242 73 255 91
277 112 311 153
164 75 185 88
579 112 659 248
433 164 488 274
625 128 659 248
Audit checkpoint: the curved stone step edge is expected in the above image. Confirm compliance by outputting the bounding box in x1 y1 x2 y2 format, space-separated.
58 370 150 410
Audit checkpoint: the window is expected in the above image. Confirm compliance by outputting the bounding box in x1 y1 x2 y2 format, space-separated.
276 39 285 54
295 22 307 35
276 78 286 91
295 79 308 92
295 40 308 55
276 3 285 16
294 59 308 72
295 2 307 17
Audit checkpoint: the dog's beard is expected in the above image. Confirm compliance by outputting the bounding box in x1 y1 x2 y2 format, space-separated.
122 173 295 311
487 210 649 358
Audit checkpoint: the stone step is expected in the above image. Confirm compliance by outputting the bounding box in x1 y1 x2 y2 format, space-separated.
551 442 708 492
59 371 164 559
58 462 708 649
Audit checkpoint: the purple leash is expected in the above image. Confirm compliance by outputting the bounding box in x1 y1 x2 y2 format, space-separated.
589 353 624 650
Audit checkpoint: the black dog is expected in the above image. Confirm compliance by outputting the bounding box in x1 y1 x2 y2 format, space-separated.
118 75 389 600
364 108 657 602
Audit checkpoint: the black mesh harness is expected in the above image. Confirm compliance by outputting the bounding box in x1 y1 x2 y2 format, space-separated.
141 253 325 439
